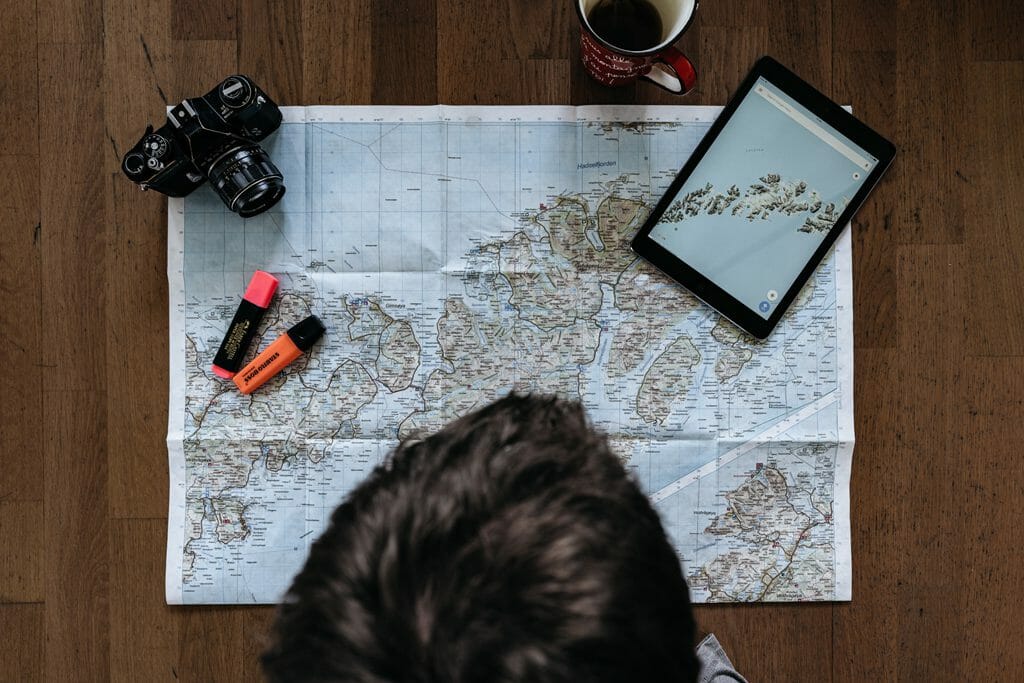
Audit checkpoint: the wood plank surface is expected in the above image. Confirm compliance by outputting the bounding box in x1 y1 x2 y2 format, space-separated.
0 604 44 681
0 1 1021 681
39 40 112 682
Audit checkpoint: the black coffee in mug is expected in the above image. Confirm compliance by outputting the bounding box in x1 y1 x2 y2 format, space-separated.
586 0 664 52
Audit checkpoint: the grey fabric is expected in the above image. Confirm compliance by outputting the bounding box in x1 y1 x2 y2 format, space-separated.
696 634 749 683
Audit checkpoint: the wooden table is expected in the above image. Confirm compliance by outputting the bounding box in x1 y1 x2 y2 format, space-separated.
2 0 1022 680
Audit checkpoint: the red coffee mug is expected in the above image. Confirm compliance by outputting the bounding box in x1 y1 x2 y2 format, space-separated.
575 0 698 94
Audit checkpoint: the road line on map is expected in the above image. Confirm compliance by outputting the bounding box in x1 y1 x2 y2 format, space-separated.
650 393 838 503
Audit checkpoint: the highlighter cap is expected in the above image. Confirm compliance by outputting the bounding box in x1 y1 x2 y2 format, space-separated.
286 315 326 351
243 270 279 308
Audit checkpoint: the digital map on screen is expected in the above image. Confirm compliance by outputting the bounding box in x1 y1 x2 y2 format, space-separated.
649 80 877 319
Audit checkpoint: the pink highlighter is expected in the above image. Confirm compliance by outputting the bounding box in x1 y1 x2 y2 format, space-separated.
211 270 279 379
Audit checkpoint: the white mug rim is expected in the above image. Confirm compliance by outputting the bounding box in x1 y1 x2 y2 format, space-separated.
575 0 698 56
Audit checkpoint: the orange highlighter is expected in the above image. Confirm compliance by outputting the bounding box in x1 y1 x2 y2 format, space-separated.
233 315 326 394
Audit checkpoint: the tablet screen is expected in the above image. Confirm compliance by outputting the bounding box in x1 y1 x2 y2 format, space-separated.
647 77 881 319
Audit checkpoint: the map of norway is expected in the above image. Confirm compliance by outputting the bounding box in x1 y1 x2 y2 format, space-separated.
166 106 854 605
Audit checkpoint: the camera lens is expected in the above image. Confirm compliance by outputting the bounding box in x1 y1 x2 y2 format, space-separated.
208 145 286 217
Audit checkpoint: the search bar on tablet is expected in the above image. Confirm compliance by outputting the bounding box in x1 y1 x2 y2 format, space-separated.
755 84 873 171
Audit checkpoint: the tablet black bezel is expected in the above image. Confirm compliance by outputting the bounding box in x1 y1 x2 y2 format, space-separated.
631 55 896 339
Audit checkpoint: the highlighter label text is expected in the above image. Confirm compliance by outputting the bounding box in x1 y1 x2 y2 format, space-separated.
242 351 279 383
223 320 251 358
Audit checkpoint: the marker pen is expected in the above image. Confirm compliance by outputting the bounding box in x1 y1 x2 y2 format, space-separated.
211 270 279 378
233 315 326 394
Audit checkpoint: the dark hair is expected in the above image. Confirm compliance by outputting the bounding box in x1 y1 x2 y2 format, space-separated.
262 394 699 682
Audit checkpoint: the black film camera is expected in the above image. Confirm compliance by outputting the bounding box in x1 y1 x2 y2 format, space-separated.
122 75 285 217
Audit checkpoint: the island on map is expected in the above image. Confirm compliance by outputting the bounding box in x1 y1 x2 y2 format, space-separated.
659 174 847 234
688 443 838 602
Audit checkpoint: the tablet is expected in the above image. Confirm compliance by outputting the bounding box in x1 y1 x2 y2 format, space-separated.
631 56 895 339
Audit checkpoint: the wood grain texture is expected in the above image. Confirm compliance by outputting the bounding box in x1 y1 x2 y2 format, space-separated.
965 61 1024 356
893 244 968 680
693 604 834 682
0 11 41 511
36 0 102 44
895 0 968 245
103 0 174 520
109 519 180 683
0 604 44 682
172 40 240 98
39 41 110 682
1 1 1022 681
302 0 373 104
177 607 245 680
769 0 832 90
969 0 1024 61
0 502 44 602
696 26 769 104
0 54 38 156
959 357 1024 677
243 608 278 680
172 0 237 41
833 0 895 52
373 0 436 103
239 0 305 104
834 348 900 682
0 154 43 503
438 0 570 102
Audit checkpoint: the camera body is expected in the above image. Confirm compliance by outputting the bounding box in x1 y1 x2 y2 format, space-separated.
122 75 286 217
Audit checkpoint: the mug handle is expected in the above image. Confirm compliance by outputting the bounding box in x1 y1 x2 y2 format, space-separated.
641 47 697 94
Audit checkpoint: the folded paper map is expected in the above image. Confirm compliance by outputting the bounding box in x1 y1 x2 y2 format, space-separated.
167 106 853 604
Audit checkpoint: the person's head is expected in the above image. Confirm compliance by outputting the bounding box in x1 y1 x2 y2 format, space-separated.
262 394 698 682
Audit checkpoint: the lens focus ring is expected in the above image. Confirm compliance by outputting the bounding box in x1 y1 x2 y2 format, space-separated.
208 145 286 217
